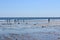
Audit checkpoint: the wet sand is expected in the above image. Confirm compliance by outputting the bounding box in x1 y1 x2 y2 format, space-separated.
0 20 60 40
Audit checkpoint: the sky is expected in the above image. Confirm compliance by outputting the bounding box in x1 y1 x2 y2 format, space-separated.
0 0 60 17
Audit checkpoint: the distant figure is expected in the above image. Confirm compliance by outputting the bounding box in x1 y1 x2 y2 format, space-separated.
6 19 11 24
18 22 20 24
14 19 17 24
34 24 36 25
48 18 50 23
23 19 24 22
18 20 20 24
42 26 46 28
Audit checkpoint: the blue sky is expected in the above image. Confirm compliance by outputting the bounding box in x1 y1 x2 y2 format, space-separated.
0 0 60 17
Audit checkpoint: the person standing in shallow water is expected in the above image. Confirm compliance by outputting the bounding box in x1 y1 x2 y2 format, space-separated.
48 18 50 23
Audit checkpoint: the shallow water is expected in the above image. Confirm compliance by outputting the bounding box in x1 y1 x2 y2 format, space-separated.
0 19 60 40
0 25 60 40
